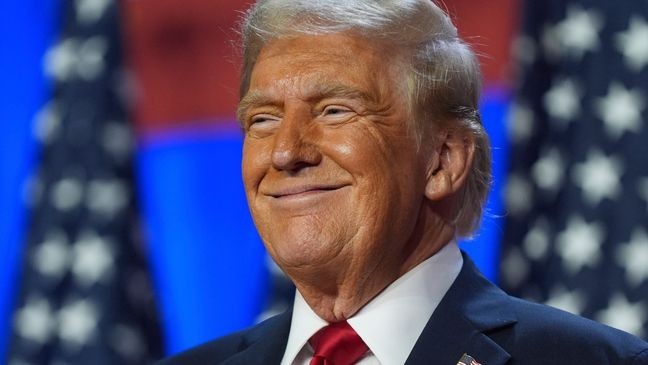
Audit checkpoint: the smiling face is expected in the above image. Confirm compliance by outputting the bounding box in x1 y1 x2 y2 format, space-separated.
240 33 439 291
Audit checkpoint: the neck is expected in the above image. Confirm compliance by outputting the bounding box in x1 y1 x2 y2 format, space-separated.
287 219 455 323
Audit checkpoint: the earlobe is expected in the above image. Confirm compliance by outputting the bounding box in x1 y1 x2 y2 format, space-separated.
425 168 451 201
423 130 475 201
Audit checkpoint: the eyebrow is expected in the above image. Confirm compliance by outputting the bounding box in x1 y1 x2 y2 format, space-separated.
236 83 378 123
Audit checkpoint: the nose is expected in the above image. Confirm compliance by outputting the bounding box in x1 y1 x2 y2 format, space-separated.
271 109 321 172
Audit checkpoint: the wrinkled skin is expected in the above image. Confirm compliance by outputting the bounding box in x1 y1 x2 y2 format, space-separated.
239 33 474 321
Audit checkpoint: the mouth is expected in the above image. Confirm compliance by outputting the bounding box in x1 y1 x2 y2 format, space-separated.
268 184 349 199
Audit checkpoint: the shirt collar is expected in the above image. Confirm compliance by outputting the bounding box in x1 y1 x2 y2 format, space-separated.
280 291 328 365
281 242 463 365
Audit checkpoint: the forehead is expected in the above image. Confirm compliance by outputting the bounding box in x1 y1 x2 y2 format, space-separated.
257 33 378 62
248 33 399 95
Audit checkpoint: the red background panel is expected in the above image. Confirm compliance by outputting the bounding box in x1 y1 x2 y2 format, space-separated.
449 0 521 89
122 0 519 132
121 0 254 132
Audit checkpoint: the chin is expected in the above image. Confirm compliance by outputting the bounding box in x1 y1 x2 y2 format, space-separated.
264 229 346 270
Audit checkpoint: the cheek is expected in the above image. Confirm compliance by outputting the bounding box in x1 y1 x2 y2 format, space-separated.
330 138 397 219
241 139 271 191
335 130 424 218
329 138 354 157
331 134 403 186
328 126 387 172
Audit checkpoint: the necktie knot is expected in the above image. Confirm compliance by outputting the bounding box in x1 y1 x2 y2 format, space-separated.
309 321 369 365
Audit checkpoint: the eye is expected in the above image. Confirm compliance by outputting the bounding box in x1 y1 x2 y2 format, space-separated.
246 113 281 135
317 105 355 125
249 113 279 126
322 105 352 116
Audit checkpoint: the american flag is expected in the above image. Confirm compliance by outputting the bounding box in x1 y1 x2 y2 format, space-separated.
501 0 648 339
457 353 481 365
7 0 163 363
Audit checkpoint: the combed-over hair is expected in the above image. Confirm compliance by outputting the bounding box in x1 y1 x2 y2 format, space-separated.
238 0 492 238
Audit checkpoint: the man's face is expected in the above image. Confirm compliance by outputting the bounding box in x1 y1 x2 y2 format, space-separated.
240 33 433 278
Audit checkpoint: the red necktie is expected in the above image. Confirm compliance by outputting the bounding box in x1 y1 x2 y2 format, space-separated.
309 321 369 365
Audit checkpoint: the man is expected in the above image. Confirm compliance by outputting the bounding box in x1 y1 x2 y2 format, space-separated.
159 0 648 364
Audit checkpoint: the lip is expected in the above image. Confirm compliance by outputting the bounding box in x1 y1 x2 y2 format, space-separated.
266 184 350 199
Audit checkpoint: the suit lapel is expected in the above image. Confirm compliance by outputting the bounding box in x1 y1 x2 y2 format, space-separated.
222 311 292 365
221 255 516 365
406 254 516 365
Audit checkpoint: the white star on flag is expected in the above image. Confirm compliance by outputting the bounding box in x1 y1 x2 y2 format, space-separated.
507 100 535 142
595 82 646 139
543 78 582 122
14 296 55 344
615 16 648 72
50 177 84 212
596 294 646 337
571 150 623 206
44 38 80 81
522 218 550 261
101 121 134 162
556 215 605 273
616 229 648 287
531 147 564 191
76 36 108 81
58 299 100 347
71 230 115 287
555 5 603 59
76 0 111 25
545 287 585 315
86 179 129 218
505 173 533 216
32 229 70 279
501 247 530 288
32 101 61 145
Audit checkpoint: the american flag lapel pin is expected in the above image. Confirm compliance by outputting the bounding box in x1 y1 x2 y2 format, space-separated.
457 353 482 365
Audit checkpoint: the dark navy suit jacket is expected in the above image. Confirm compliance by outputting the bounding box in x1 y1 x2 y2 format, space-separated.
157 254 648 364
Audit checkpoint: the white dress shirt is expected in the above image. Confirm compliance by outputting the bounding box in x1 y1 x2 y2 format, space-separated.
280 242 463 365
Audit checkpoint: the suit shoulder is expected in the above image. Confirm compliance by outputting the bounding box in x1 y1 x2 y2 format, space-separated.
155 330 246 365
501 296 648 364
155 313 291 365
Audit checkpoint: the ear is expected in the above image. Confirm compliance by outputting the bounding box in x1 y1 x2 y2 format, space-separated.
424 129 475 201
